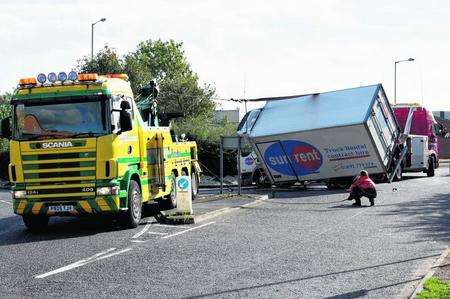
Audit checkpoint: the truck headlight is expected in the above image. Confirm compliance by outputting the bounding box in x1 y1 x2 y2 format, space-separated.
96 186 119 196
12 190 26 198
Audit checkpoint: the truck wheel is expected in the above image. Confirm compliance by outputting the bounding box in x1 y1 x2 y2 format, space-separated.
191 171 199 200
119 180 142 228
427 158 435 177
253 169 270 188
22 215 49 231
326 181 337 190
161 172 178 209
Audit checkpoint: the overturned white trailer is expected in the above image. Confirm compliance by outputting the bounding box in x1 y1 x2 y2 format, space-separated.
245 84 404 186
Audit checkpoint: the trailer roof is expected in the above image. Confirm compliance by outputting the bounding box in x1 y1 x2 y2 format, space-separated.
249 84 383 137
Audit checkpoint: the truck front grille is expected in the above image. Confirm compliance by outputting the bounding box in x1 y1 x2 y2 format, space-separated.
21 150 97 200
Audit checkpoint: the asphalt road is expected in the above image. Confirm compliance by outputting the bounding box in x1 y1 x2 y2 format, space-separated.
0 167 449 298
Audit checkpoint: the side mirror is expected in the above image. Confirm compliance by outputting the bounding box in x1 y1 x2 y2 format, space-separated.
119 110 132 133
0 117 11 139
437 122 449 138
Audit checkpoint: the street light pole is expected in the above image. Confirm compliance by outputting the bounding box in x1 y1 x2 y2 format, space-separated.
394 58 414 104
91 18 106 60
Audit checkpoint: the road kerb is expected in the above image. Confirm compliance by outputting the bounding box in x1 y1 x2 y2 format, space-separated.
194 194 268 223
407 247 449 299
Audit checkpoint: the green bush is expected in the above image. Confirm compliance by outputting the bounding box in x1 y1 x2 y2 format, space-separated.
174 115 238 177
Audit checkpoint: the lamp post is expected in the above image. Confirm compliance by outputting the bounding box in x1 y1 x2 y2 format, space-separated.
394 58 414 104
91 18 107 60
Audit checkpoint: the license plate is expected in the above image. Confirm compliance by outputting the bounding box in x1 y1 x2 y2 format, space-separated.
48 205 74 212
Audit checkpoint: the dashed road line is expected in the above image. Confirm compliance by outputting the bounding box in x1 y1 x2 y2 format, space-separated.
95 248 132 261
161 221 215 239
0 200 11 205
35 247 131 279
132 222 151 239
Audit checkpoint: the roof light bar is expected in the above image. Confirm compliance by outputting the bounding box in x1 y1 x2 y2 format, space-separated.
19 77 37 86
105 74 129 81
78 73 98 82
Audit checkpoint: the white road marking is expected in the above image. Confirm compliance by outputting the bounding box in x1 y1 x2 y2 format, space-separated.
162 222 215 239
131 240 145 243
0 200 11 205
95 248 132 261
132 222 151 239
35 247 131 279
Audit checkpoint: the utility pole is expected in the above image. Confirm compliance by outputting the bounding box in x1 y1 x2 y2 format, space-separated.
394 58 414 104
91 18 106 60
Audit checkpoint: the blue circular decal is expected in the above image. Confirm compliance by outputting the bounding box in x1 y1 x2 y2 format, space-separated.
177 177 190 190
264 140 323 176
244 156 254 166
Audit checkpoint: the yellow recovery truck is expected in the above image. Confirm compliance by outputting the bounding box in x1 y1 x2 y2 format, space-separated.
0 71 201 230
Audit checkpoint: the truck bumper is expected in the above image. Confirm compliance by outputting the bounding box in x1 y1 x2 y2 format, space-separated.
13 196 121 216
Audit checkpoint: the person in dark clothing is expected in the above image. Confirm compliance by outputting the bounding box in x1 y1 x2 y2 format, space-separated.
346 170 377 206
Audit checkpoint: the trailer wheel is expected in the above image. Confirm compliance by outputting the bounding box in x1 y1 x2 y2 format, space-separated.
253 169 270 188
326 181 337 190
427 157 435 177
119 180 142 228
22 215 49 231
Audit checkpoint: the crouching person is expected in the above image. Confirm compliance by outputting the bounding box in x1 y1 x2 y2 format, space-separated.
346 170 377 206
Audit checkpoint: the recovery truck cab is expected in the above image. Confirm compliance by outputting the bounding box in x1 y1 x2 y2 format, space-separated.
393 104 448 177
1 72 200 230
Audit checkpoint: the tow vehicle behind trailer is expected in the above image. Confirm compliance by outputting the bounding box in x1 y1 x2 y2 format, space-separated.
245 84 405 187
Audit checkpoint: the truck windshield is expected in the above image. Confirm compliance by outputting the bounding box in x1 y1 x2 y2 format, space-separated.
14 98 107 140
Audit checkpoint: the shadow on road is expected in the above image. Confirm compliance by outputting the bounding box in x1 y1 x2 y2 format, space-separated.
0 202 164 247
323 277 421 299
185 254 438 298
378 192 450 243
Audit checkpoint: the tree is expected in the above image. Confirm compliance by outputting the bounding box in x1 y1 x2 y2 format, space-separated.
77 45 124 74
77 40 216 118
0 93 12 151
124 39 216 117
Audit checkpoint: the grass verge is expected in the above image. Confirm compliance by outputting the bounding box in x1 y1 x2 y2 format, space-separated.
416 277 450 299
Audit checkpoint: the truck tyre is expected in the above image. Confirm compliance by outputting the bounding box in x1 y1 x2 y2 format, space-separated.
119 180 142 228
253 169 270 188
427 157 435 177
22 215 49 231
191 171 199 200
161 172 178 209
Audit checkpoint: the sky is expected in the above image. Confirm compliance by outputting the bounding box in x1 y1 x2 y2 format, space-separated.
1 0 450 114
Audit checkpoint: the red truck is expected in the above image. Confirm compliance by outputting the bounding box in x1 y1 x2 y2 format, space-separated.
392 104 448 177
